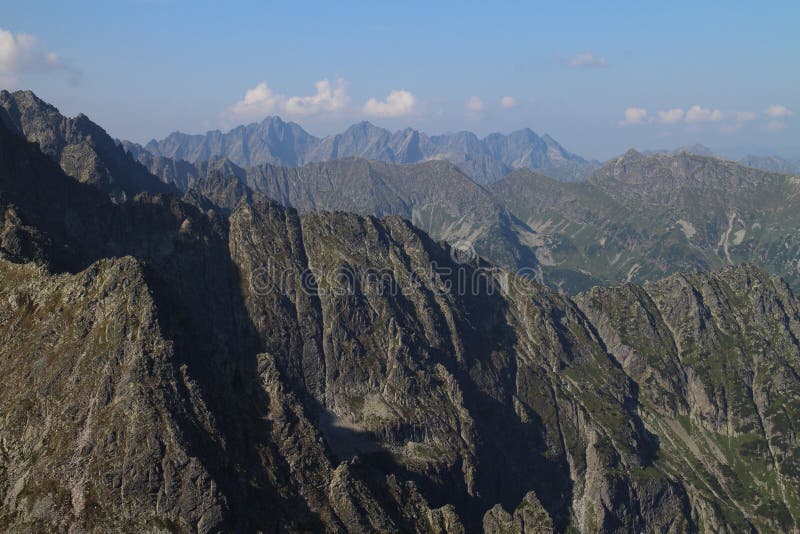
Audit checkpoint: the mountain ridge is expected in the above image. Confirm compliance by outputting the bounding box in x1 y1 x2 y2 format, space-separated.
139 115 597 184
0 89 173 201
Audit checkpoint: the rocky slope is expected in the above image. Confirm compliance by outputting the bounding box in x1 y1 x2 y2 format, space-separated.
2 103 800 532
146 154 547 281
137 117 596 184
738 154 800 175
240 157 544 271
490 150 800 292
577 265 800 532
133 131 800 296
0 90 172 201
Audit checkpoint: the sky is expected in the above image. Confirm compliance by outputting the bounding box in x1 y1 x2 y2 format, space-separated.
1 0 798 160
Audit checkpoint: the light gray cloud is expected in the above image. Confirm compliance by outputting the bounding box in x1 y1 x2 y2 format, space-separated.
285 78 347 116
0 28 80 86
465 96 485 117
657 108 684 124
618 107 649 126
570 52 608 68
767 120 787 132
765 105 793 119
500 96 518 109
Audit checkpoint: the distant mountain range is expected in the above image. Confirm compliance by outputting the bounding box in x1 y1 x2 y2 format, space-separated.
491 149 800 291
738 154 800 174
644 143 800 175
135 116 598 184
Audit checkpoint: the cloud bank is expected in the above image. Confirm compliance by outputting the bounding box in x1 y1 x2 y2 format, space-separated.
619 107 649 126
619 103 793 133
684 105 724 124
765 105 793 119
230 78 347 121
657 108 684 124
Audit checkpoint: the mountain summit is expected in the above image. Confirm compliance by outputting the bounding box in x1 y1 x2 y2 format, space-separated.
0 90 172 201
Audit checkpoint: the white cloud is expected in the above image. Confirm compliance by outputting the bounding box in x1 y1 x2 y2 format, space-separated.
767 120 787 132
657 108 684 124
765 105 793 119
362 89 417 118
618 107 649 126
0 29 58 73
735 111 757 122
230 82 283 118
230 78 347 121
285 78 346 116
500 96 517 109
0 28 79 84
684 105 724 123
465 96 485 116
570 52 608 68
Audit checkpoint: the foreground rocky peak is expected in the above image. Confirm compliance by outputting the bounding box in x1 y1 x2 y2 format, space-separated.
0 89 171 201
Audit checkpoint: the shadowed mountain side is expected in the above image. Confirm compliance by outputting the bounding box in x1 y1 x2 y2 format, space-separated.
0 90 172 201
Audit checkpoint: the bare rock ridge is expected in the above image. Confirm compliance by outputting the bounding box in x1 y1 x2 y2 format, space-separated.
180 147 800 296
0 90 173 202
1 93 800 532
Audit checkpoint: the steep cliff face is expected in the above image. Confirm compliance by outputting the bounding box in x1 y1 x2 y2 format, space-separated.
577 265 800 532
228 204 694 532
2 111 800 532
0 118 463 532
0 258 228 531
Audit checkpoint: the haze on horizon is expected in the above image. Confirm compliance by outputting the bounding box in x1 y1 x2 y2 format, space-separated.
2 0 798 160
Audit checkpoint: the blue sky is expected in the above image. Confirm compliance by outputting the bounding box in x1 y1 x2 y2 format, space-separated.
2 0 798 159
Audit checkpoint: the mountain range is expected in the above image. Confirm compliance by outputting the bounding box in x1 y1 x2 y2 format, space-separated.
127 136 800 295
645 143 800 175
2 90 800 532
133 116 598 184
